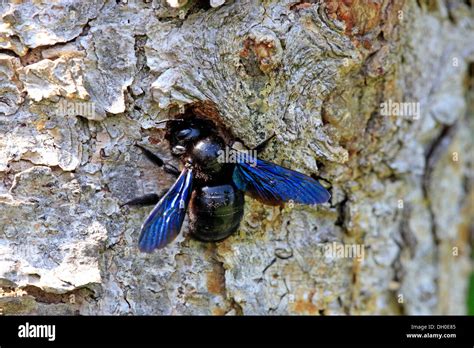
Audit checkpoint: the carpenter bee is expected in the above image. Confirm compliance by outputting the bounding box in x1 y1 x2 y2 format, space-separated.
124 116 330 252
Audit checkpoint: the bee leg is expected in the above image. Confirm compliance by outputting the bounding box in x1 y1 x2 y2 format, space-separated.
252 133 276 153
120 193 163 208
135 144 180 176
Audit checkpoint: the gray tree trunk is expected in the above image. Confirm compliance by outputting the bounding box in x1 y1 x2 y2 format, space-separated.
0 0 473 315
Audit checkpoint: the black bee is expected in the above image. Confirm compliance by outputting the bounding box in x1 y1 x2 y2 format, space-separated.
124 116 330 252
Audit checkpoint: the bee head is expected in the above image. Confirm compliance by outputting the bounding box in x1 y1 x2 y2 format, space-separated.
164 118 214 155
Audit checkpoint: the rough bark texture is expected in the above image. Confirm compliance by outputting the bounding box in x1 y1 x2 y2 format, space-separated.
0 0 473 315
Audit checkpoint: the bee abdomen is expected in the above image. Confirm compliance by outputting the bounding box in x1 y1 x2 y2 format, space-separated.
189 183 244 242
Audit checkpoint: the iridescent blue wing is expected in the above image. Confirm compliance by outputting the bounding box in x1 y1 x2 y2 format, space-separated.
138 168 193 252
233 154 330 205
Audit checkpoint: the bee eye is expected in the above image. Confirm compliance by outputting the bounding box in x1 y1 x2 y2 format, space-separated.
176 129 192 140
176 128 200 141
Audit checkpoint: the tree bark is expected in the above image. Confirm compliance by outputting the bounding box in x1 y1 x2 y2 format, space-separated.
0 0 473 315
